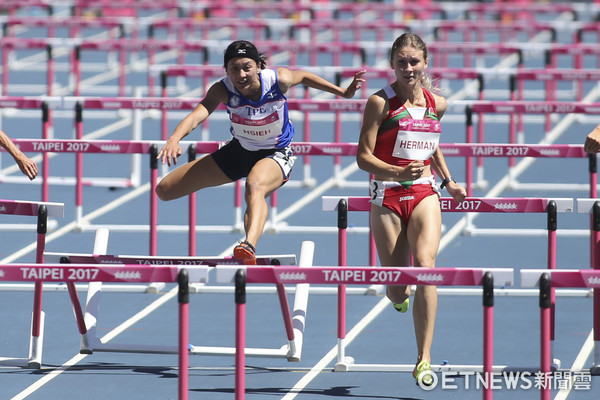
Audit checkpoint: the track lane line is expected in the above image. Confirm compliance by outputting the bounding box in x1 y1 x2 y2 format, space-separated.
10 286 178 400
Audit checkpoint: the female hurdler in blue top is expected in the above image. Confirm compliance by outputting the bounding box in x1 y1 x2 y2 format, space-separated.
156 40 365 264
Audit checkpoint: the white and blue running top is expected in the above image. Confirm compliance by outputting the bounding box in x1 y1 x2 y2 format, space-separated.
221 68 294 151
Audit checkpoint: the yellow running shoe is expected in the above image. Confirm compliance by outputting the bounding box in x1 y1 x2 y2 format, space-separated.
413 360 434 387
392 298 410 313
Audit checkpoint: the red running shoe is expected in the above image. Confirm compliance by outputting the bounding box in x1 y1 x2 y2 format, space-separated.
233 240 256 265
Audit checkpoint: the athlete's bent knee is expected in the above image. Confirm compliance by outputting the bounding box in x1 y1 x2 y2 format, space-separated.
155 181 173 201
244 179 268 199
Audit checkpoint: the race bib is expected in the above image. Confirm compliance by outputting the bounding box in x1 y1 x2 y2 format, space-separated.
230 110 283 142
392 119 441 160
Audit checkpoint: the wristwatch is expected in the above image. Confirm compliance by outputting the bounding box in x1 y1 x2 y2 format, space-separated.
440 176 456 189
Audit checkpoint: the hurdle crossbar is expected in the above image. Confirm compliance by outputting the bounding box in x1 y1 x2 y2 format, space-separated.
43 250 297 294
0 199 64 369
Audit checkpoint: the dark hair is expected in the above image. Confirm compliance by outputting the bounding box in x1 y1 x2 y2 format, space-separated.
223 40 267 69
390 33 433 90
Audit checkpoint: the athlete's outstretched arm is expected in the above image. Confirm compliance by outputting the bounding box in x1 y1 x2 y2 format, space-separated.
157 82 227 166
0 128 38 180
276 67 365 98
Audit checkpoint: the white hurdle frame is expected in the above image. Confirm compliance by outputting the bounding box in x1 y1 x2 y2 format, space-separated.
43 228 309 362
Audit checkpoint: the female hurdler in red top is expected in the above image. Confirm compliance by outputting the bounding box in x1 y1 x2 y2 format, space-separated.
356 33 467 386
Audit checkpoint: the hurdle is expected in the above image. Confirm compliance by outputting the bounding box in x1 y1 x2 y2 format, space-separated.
0 97 62 200
337 66 485 105
61 95 368 235
440 141 591 200
72 38 209 97
576 198 600 371
329 1 448 21
244 40 367 70
575 21 600 49
11 134 589 253
433 20 557 45
511 69 600 146
217 260 512 399
0 37 56 97
0 0 54 16
0 261 200 400
2 15 126 42
545 43 600 71
147 17 273 43
428 42 523 70
71 0 182 19
463 2 579 22
463 101 600 196
8 136 356 254
201 0 313 20
289 20 411 56
0 198 64 368
432 20 555 71
11 136 171 252
521 269 600 399
60 96 199 254
42 228 308 362
322 195 572 373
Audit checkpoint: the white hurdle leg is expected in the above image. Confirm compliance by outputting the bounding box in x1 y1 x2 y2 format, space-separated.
594 343 600 374
80 228 110 354
27 312 45 368
287 241 313 361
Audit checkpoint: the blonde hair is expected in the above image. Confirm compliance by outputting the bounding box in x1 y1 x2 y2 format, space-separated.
390 33 435 91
